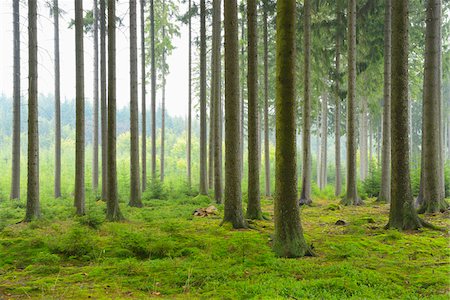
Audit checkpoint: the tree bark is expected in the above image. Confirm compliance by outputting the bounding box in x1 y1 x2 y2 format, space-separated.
75 0 85 216
223 0 246 228
273 0 311 258
187 0 192 189
100 0 108 201
150 0 157 181
130 0 142 207
141 0 147 191
320 93 328 189
53 0 61 199
107 0 124 221
209 43 215 190
212 0 223 204
341 0 361 205
199 0 208 194
246 0 262 219
240 5 245 178
387 0 424 230
11 0 20 200
263 1 270 197
334 4 342 196
418 0 447 213
299 0 312 205
93 0 99 194
25 0 40 222
360 97 368 181
161 0 166 183
378 0 391 203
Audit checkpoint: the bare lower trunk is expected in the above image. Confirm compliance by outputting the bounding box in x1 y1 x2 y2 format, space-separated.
140 0 147 191
360 97 368 181
160 0 166 183
54 0 61 198
199 0 208 194
93 0 99 194
25 0 40 222
320 93 328 189
334 5 342 196
11 0 20 200
187 0 192 189
100 0 108 201
150 0 157 181
263 4 270 197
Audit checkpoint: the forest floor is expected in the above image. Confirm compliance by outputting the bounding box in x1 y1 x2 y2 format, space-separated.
0 194 449 299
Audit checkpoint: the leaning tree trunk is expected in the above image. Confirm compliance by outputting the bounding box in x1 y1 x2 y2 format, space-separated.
140 0 147 191
25 0 40 222
129 0 142 207
187 0 192 189
11 0 20 200
273 0 311 258
388 0 426 230
53 0 61 199
299 0 312 205
150 0 157 180
212 0 223 204
334 4 342 196
93 0 99 194
161 0 166 183
378 0 391 203
320 93 328 189
246 0 262 220
263 2 270 197
222 0 246 229
100 0 108 201
106 0 124 221
341 0 361 205
75 0 85 216
199 0 208 194
419 0 447 214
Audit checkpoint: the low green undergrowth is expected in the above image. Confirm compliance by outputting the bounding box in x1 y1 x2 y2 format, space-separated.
0 194 449 299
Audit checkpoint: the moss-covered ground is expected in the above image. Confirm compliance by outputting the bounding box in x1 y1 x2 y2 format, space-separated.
0 195 449 299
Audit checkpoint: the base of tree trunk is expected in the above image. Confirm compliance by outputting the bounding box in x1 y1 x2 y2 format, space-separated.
106 210 124 222
220 217 247 229
340 196 363 206
246 209 265 220
273 237 315 258
386 201 441 231
129 201 143 208
376 195 389 204
299 197 312 206
417 199 449 214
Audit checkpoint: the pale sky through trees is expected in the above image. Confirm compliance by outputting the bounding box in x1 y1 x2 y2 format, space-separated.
0 0 190 117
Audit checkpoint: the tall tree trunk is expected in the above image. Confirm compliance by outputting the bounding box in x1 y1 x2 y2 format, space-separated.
53 0 61 198
141 0 147 191
334 4 342 196
263 1 270 197
299 0 312 205
11 0 20 200
187 0 192 189
130 0 142 207
93 0 99 194
150 0 157 180
378 0 391 203
209 42 215 190
320 93 328 189
246 0 262 219
316 118 321 187
75 0 85 216
387 0 424 230
273 0 311 258
341 0 361 205
223 0 246 228
369 118 373 167
213 0 223 204
240 4 245 177
25 0 40 222
161 0 166 183
106 0 124 221
199 0 208 194
360 97 368 181
100 0 108 201
418 0 447 213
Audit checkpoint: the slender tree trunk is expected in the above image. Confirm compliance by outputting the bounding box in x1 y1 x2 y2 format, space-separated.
299 0 312 205
25 0 40 222
240 5 245 177
378 0 391 203
11 0 20 200
93 0 99 194
334 5 342 196
316 118 321 187
387 0 424 230
223 0 246 228
341 0 361 205
150 0 157 180
100 0 108 201
187 0 192 189
161 0 166 183
273 0 311 258
369 118 373 166
212 0 223 204
199 0 208 194
107 0 124 221
209 41 215 190
246 0 262 219
53 0 61 199
320 93 328 189
263 2 270 197
130 0 142 207
419 0 447 213
360 97 368 181
75 0 85 216
141 0 147 191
